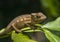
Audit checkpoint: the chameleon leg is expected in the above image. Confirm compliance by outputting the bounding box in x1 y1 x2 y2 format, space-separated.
25 23 31 27
12 23 21 32
25 23 36 31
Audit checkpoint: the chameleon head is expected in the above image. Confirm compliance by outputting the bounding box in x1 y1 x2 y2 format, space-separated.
31 12 47 23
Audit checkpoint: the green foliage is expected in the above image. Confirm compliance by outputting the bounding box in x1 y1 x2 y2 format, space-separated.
0 28 10 38
42 17 60 31
40 0 59 17
0 17 60 42
11 31 36 42
43 29 60 42
23 27 41 32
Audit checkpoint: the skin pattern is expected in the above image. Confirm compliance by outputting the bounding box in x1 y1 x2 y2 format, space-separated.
0 12 46 35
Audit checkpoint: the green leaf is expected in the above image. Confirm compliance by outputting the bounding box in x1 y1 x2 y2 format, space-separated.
0 34 10 38
43 29 60 42
11 31 36 42
21 27 31 31
42 17 60 31
24 29 41 32
0 28 11 38
20 26 42 32
0 29 5 33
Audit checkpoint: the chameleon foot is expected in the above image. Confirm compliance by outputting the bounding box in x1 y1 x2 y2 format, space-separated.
12 23 21 33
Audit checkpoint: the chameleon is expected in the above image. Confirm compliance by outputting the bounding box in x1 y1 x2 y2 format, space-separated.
0 12 47 35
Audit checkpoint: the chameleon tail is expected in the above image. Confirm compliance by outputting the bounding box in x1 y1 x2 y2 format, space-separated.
0 26 12 35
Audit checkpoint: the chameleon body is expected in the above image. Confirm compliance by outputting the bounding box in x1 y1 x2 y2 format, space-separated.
0 12 46 35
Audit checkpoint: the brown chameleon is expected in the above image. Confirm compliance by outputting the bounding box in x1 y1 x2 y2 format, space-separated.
0 12 46 35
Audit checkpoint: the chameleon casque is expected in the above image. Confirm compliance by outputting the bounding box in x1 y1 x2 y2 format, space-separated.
0 12 46 35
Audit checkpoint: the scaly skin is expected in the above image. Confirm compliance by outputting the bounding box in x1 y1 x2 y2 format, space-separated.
0 12 47 35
